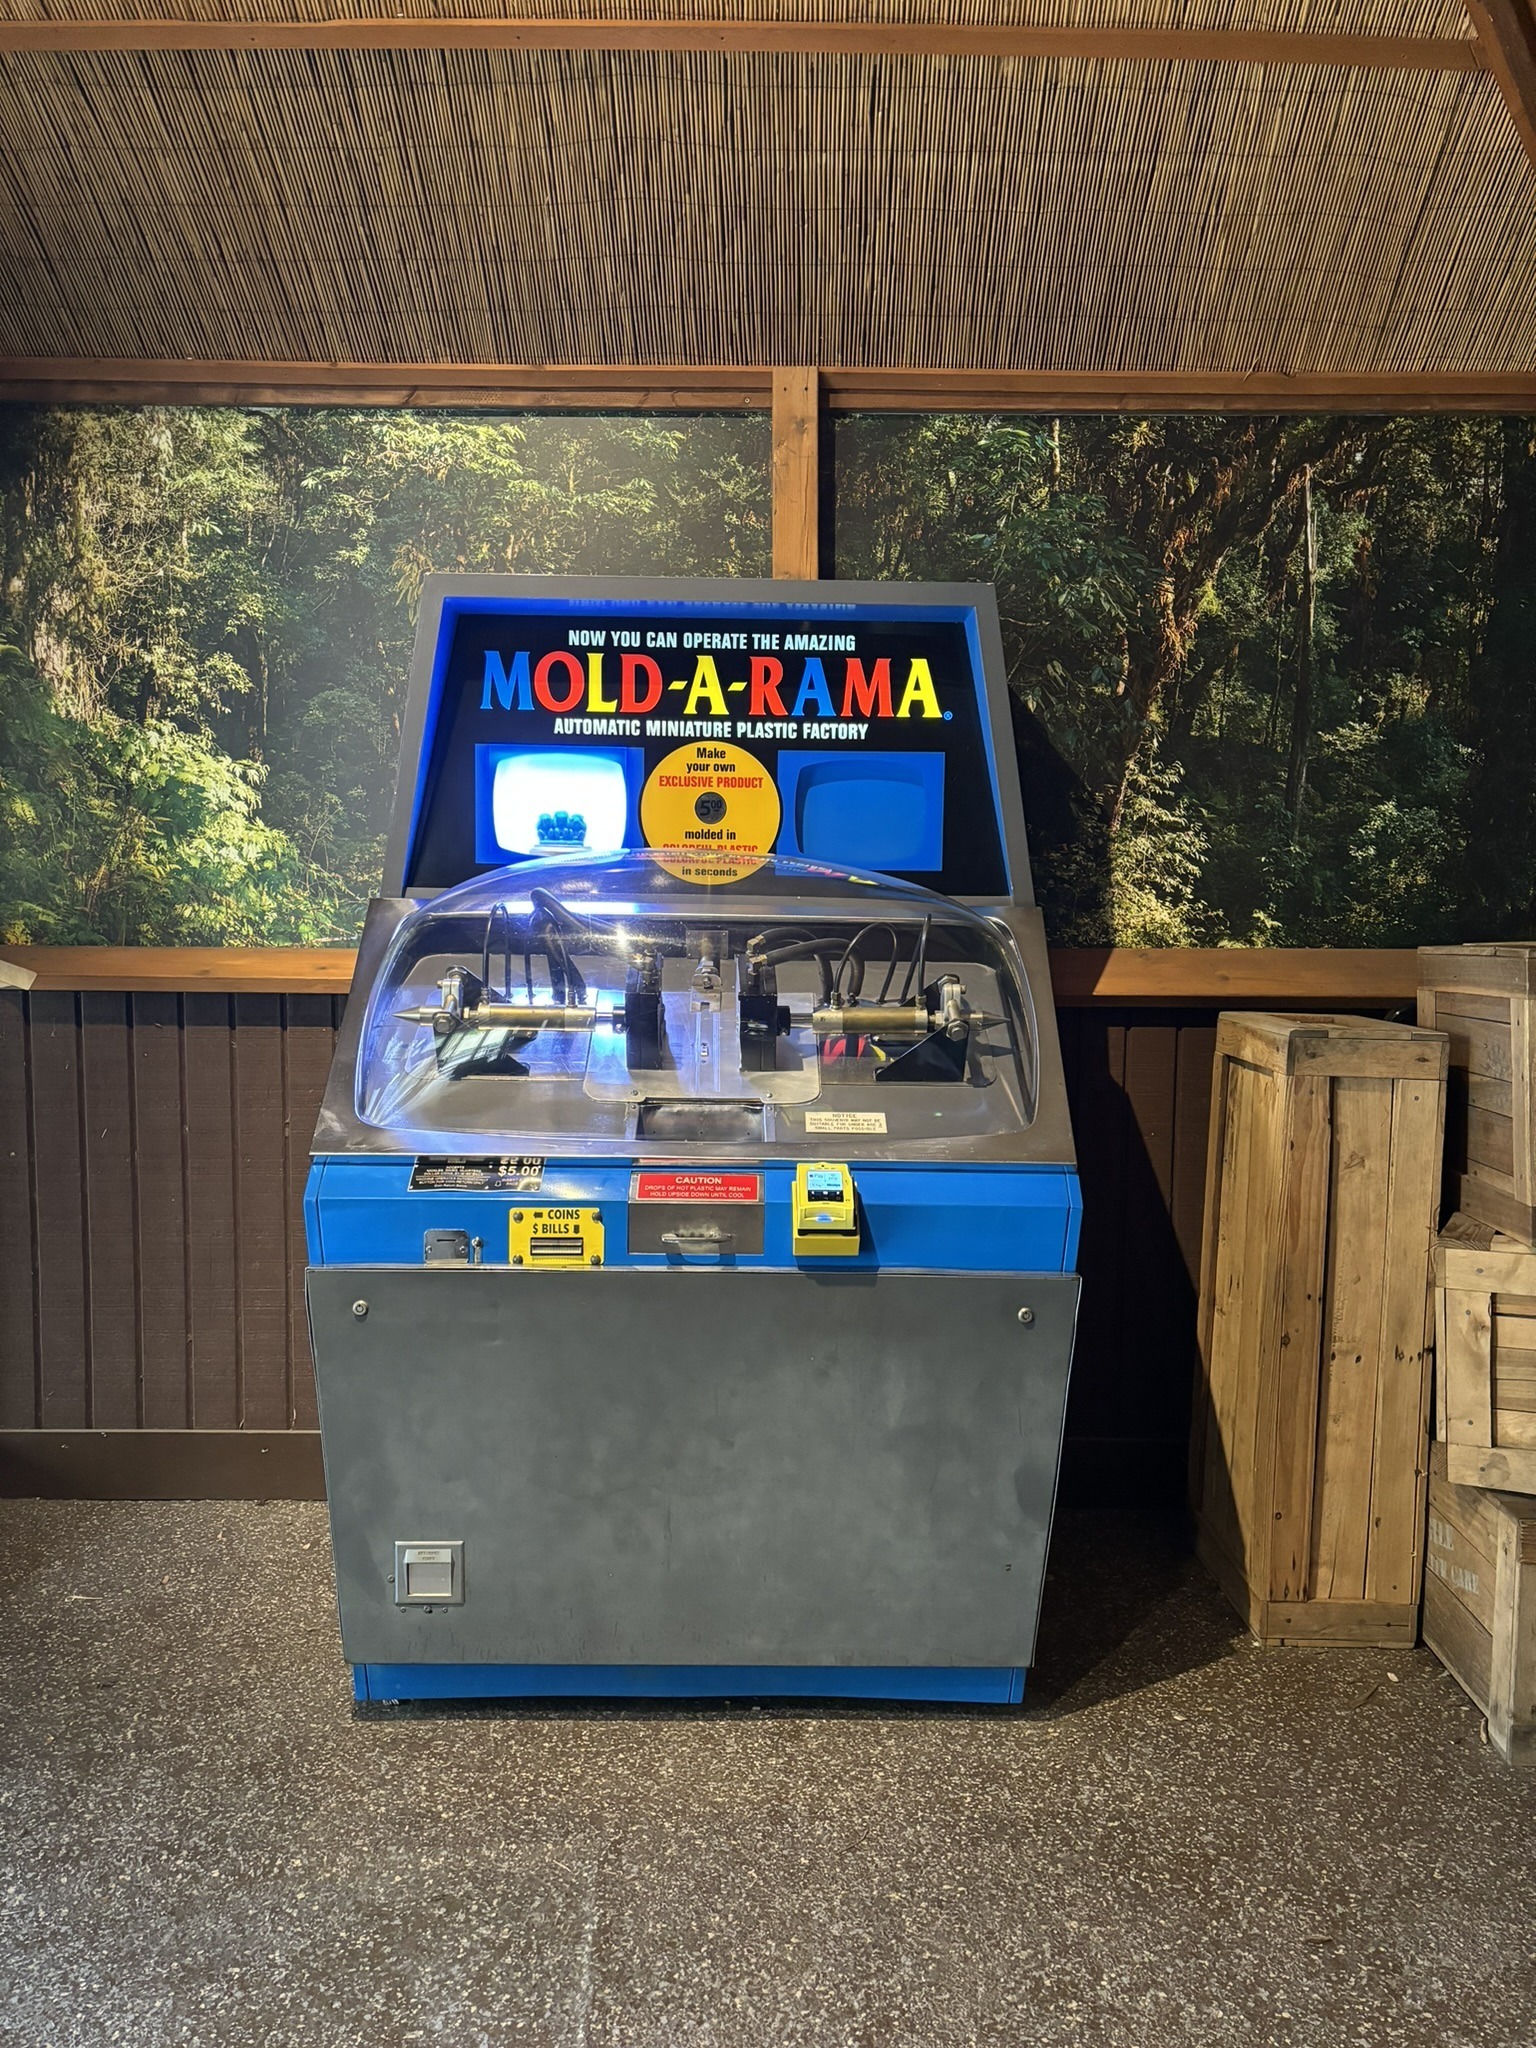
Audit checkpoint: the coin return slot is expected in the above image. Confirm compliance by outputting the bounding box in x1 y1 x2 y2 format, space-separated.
393 1540 464 1605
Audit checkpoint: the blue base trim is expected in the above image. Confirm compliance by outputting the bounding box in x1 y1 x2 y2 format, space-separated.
353 1663 1026 1705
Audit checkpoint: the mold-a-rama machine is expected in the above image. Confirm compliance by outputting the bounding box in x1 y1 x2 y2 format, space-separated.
306 575 1081 1706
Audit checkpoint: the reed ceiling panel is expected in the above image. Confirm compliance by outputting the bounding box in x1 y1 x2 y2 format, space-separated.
0 0 1480 34
0 48 1532 371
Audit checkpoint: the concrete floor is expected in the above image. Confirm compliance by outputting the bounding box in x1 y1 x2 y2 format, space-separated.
0 1505 1532 2048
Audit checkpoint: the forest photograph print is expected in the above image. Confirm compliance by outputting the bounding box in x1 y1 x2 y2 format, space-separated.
1 402 1532 950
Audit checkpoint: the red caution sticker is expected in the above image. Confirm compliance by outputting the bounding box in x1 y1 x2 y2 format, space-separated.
633 1171 763 1203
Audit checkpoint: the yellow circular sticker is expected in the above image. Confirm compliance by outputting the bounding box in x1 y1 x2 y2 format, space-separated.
640 741 780 883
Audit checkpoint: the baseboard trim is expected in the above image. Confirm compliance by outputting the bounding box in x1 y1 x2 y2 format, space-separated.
0 1430 326 1500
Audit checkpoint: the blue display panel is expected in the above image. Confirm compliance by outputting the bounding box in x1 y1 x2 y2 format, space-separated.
776 750 945 871
393 587 1020 900
473 744 644 863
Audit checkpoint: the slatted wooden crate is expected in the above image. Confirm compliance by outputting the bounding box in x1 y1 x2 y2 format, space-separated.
1423 1443 1536 1766
1418 944 1536 1242
1192 1013 1447 1646
1434 1214 1536 1495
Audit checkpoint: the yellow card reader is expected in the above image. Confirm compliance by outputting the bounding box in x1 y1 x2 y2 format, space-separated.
791 1163 861 1258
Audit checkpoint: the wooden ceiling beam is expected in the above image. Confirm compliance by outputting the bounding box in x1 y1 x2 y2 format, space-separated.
0 18 1485 68
3 362 1534 414
1466 0 1536 164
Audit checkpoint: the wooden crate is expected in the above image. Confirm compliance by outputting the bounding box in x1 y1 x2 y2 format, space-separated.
1418 943 1536 1241
1434 1214 1536 1495
1424 1443 1536 1765
1192 1013 1447 1646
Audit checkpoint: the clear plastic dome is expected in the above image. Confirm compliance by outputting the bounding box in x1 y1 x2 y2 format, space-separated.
353 850 1040 1155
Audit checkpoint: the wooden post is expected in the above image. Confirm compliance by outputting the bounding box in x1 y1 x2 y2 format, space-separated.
771 367 820 579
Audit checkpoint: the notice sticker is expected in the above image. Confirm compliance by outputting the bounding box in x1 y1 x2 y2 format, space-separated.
410 1155 545 1192
804 1111 887 1135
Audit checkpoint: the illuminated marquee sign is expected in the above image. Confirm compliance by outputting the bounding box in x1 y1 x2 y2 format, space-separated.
397 589 1018 901
478 639 943 728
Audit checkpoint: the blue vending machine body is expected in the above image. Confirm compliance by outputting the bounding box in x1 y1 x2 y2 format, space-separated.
306 577 1081 1705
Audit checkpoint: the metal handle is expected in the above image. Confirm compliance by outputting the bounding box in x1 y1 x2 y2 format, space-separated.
660 1227 735 1255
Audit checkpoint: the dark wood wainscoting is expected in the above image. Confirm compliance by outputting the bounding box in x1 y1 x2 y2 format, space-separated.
0 964 1411 1504
0 991 339 1437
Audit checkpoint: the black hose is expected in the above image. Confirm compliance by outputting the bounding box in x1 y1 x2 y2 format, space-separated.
531 909 585 1006
750 938 841 972
528 886 596 939
558 931 587 1005
481 902 515 1000
832 924 898 1003
529 885 688 967
899 915 932 1005
528 885 623 1002
745 938 840 1003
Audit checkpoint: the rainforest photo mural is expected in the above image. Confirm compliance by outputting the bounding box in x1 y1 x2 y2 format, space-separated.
1 404 1532 947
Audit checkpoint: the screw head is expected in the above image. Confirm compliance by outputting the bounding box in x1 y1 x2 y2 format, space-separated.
512 1211 524 1223
1016 1306 1034 1326
352 1299 369 1319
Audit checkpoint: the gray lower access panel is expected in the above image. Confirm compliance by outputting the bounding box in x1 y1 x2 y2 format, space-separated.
308 1268 1080 1669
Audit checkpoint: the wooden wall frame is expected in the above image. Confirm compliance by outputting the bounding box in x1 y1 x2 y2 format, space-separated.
0 945 1423 1007
6 365 1531 588
0 363 1523 997
3 362 1534 414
